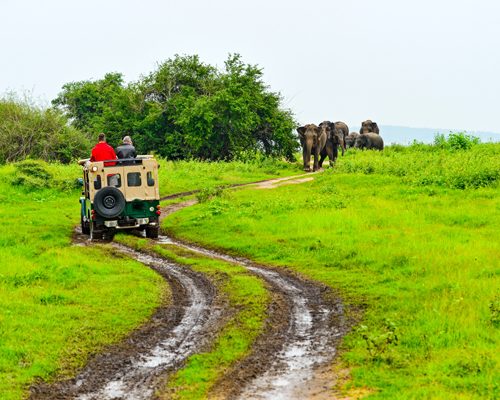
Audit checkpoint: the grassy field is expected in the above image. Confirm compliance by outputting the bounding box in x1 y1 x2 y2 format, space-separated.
163 141 500 399
0 158 297 399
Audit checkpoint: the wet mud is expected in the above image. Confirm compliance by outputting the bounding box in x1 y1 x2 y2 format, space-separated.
163 235 347 400
30 242 222 400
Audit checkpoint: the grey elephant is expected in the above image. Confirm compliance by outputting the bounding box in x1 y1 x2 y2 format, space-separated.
334 121 349 153
345 132 360 148
318 122 342 167
354 132 384 150
297 124 327 172
319 121 345 157
359 120 380 134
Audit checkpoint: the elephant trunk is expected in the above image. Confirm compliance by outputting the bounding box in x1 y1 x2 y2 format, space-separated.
303 138 314 171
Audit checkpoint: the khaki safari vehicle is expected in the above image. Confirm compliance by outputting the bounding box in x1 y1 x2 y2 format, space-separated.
78 156 161 240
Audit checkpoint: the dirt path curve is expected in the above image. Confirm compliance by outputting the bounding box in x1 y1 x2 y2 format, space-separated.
161 194 348 399
159 172 317 201
30 238 222 400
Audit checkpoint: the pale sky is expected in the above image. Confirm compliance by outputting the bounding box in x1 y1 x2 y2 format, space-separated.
1 0 499 132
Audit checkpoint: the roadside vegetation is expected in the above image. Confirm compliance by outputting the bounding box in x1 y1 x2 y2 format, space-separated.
0 97 90 164
114 235 270 399
163 138 500 399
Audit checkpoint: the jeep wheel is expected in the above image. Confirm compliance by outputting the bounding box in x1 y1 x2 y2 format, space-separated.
102 229 115 241
81 215 90 235
90 222 103 240
94 187 126 218
145 225 159 239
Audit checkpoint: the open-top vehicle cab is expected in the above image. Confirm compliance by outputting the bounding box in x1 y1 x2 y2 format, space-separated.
78 156 161 240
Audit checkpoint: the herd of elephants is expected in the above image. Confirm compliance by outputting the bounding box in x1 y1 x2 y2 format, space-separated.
297 119 384 172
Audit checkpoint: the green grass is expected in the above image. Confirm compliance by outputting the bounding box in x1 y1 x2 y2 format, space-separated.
114 234 269 400
0 163 165 400
163 143 500 399
157 158 298 195
0 158 297 399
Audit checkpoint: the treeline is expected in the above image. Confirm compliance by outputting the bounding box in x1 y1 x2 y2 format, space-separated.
53 54 298 161
0 54 298 164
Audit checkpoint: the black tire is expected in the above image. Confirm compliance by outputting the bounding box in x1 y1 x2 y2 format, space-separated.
102 229 115 241
90 222 103 240
93 187 126 218
145 225 159 239
81 215 90 235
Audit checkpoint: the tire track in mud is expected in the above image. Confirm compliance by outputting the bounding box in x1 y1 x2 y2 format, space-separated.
30 238 222 400
161 195 348 399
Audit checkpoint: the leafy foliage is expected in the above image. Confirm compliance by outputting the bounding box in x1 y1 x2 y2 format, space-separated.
52 54 298 161
434 132 480 150
0 97 91 164
357 319 399 359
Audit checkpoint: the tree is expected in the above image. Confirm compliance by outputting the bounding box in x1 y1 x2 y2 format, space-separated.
52 54 298 160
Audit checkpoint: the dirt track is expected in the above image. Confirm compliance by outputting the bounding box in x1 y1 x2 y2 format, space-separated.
30 174 349 399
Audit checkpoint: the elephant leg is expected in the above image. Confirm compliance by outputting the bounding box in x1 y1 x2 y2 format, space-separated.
313 147 320 171
324 142 334 167
319 152 327 168
341 137 346 156
303 147 311 172
328 143 338 167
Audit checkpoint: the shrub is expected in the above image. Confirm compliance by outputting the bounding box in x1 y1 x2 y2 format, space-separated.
0 97 91 164
434 132 480 151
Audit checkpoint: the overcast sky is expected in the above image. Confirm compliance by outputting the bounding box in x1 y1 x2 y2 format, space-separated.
1 0 499 132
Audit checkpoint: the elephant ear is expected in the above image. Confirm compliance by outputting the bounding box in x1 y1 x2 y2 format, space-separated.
372 122 380 134
297 126 306 137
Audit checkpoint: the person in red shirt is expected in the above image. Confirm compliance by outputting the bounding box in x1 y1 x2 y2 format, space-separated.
90 133 117 166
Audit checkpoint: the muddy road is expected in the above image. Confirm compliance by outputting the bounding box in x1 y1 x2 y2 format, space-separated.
31 174 349 399
31 241 223 400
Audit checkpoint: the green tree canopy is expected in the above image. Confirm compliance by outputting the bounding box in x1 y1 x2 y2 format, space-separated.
52 54 298 161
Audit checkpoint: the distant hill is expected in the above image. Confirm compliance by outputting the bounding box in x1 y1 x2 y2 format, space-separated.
350 125 500 145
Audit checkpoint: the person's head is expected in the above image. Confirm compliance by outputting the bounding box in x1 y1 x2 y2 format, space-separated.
98 133 106 142
122 135 132 145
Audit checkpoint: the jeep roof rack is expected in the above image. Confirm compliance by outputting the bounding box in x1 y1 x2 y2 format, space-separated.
78 155 155 166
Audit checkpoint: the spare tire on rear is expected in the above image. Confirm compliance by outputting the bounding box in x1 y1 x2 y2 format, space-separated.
93 187 126 218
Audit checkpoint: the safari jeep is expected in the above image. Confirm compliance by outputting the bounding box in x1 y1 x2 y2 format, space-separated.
78 156 161 240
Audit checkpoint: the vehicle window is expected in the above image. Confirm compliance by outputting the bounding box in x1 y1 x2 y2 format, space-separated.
93 175 102 190
147 171 155 186
107 174 121 187
127 172 142 187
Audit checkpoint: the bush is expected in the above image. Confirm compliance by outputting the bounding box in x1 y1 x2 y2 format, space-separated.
434 132 480 151
0 97 91 164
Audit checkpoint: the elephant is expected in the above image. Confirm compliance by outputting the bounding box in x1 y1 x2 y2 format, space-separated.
297 124 327 172
359 120 380 134
354 132 384 150
334 121 349 153
318 122 342 167
345 132 360 148
319 121 345 157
